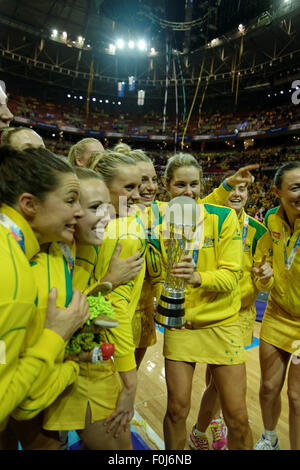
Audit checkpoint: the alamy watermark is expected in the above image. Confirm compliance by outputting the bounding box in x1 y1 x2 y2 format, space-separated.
291 80 300 105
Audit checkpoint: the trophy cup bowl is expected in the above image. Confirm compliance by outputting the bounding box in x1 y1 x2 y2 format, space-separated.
154 196 199 328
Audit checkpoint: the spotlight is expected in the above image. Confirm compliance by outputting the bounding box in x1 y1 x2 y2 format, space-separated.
238 24 245 33
138 40 146 51
105 99 109 103
116 39 125 49
79 96 83 100
67 94 71 98
150 47 157 56
61 31 67 40
128 40 135 49
51 29 58 38
92 97 96 102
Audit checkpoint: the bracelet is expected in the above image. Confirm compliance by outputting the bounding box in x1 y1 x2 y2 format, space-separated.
98 281 113 295
91 346 103 364
223 179 234 191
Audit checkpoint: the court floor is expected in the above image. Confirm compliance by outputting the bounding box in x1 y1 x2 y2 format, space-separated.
68 319 291 451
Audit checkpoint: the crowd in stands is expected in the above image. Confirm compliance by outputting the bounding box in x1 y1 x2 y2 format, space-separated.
7 93 300 137
7 91 300 217
40 129 297 216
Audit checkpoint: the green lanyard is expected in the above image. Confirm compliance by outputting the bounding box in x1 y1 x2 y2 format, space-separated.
283 225 300 270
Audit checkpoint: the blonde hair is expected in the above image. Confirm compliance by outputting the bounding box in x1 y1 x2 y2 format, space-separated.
113 143 132 154
74 166 104 182
113 143 152 164
86 150 137 186
1 127 33 145
129 148 152 164
68 138 102 167
164 152 203 185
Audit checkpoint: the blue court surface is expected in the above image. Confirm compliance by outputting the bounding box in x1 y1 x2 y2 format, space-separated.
68 427 151 450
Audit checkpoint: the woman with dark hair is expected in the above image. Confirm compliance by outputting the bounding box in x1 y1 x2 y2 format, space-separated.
254 161 300 450
0 145 89 436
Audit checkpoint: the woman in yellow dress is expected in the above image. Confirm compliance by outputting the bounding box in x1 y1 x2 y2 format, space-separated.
113 143 158 369
44 153 147 449
147 152 253 450
0 145 89 442
254 161 300 450
186 170 273 451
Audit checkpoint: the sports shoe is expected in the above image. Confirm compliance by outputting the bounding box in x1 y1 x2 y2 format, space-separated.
188 425 209 450
254 434 280 450
210 418 228 450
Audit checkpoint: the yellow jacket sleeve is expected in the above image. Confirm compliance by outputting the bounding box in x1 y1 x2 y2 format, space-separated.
12 360 79 421
252 225 274 293
0 317 64 429
85 217 146 373
11 242 79 421
199 180 233 205
200 209 242 292
0 225 65 430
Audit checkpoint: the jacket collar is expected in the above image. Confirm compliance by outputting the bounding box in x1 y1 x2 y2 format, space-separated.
0 203 40 261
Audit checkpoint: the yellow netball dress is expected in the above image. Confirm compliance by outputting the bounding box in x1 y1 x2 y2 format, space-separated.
0 204 65 430
43 214 147 430
11 241 79 421
148 203 247 365
260 206 300 355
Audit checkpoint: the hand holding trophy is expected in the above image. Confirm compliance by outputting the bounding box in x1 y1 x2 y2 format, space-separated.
154 196 199 329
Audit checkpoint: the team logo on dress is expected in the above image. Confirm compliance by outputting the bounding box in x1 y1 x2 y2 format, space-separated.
203 237 215 247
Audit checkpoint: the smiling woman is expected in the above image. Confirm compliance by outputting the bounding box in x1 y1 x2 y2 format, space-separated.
0 144 89 446
255 161 300 450
164 153 202 200
42 164 147 450
86 150 141 216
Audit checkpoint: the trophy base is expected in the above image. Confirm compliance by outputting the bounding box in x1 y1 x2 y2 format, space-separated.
154 310 185 328
154 288 185 329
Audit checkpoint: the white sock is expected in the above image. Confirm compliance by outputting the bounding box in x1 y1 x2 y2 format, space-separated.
210 418 222 424
264 429 277 445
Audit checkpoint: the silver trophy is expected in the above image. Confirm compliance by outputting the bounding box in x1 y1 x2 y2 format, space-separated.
154 196 199 328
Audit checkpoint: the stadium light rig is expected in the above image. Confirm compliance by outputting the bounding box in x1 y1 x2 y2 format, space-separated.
50 28 89 50
106 38 158 56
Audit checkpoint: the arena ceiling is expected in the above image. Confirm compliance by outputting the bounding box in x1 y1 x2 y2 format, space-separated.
0 0 300 109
